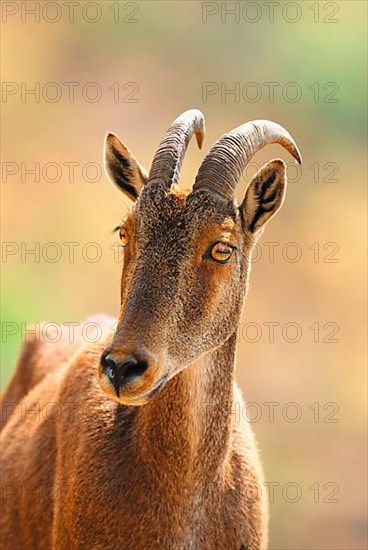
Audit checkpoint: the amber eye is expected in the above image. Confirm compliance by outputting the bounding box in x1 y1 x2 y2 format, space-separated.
209 242 234 263
119 227 129 246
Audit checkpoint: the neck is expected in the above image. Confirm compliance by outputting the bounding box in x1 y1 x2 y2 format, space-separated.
137 332 238 484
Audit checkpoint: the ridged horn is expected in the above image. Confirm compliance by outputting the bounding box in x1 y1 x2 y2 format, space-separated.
148 109 205 187
193 120 301 200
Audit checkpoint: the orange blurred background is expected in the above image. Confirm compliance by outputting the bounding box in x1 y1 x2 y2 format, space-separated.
1 1 367 548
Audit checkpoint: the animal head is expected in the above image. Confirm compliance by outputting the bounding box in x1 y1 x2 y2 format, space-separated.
99 110 301 406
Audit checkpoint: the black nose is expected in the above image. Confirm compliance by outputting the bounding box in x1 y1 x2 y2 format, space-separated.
101 353 148 396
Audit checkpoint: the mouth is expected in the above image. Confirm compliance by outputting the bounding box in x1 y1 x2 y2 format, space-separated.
99 365 171 406
145 369 171 399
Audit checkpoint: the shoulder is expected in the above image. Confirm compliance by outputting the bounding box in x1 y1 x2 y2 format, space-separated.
19 314 115 376
2 315 116 422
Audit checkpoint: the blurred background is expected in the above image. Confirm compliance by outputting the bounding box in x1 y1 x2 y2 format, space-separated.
1 1 366 548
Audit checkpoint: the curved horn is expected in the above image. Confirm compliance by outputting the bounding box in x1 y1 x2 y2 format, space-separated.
148 109 205 187
193 120 301 200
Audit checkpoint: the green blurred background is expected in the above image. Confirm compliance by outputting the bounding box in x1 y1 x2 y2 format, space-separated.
1 1 367 548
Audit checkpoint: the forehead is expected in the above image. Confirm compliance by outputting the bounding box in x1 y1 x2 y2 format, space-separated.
128 184 238 239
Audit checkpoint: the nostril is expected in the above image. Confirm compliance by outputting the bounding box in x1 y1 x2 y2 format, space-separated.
120 357 148 385
101 353 118 381
101 353 149 391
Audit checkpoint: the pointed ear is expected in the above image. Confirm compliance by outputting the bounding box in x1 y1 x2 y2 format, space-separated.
104 133 148 201
241 159 287 236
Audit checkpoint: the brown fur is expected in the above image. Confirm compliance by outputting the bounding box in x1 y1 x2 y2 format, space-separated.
1 127 290 549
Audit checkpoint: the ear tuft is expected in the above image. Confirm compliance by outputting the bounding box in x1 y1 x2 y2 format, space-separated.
241 159 287 235
104 133 147 202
